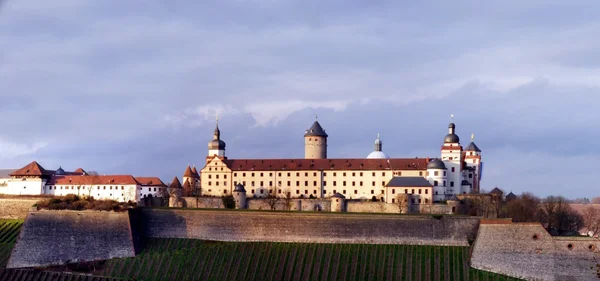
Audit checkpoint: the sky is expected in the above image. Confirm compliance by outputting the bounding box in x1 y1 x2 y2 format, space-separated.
1 1 598 198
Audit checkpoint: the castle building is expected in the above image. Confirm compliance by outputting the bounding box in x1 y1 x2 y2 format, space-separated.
0 161 166 202
194 117 483 203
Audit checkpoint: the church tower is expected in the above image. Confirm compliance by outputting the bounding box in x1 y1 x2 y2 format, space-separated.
440 115 463 197
304 116 328 159
208 117 226 158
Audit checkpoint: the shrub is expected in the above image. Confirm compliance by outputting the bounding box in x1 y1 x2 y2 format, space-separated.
64 194 80 203
222 195 235 209
71 200 90 210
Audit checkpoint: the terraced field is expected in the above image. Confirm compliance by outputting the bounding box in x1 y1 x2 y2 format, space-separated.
0 269 131 281
0 219 23 269
96 238 521 281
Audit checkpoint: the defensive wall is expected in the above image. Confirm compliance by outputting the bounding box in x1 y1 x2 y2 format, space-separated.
7 210 135 268
0 197 44 219
470 219 600 281
179 196 456 214
136 208 480 246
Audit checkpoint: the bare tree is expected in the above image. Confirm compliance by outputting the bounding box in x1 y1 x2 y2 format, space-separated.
582 206 600 236
396 194 409 214
265 191 280 210
503 192 541 222
592 197 600 205
282 187 293 210
82 171 101 199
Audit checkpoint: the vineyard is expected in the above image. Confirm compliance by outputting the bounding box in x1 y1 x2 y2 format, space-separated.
95 238 521 281
0 219 23 269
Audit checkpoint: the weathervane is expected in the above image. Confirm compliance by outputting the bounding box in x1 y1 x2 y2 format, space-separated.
315 114 318 121
471 133 475 142
377 133 380 139
450 114 455 121
216 114 219 125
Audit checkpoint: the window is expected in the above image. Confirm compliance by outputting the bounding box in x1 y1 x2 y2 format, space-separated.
425 199 429 203
278 189 282 194
372 181 375 186
278 173 282 177
333 189 337 194
372 172 375 176
434 171 439 176
313 172 317 176
251 173 255 177
333 172 337 176
371 190 374 194
469 174 473 179
296 190 300 194
451 167 455 172
269 173 273 177
224 190 228 194
304 181 308 186
324 181 327 186
296 172 299 177
243 181 246 186
419 171 423 176
296 181 299 186
251 189 255 193
287 173 290 177
216 175 219 179
278 181 281 186
381 181 385 186
251 181 255 186
382 172 385 176
418 199 422 204
324 172 327 176
149 187 152 191
425 189 428 194
405 189 408 194
392 198 395 203
443 181 446 186
359 181 363 186
352 181 355 186
450 181 454 187
269 181 273 186
392 189 396 194
287 181 290 186
443 171 446 176
449 157 453 160
411 189 415 194
260 173 263 177
354 190 357 194
343 172 346 176
343 190 346 194
305 190 308 194
333 181 337 186
313 181 317 186
224 181 227 186
352 172 355 177
434 181 438 186
216 181 220 186
243 173 246 177
260 189 264 194
381 190 384 194
305 172 308 177
313 190 317 194
343 181 346 186
418 189 422 194
234 173 237 177
360 172 363 176
435 191 438 195
269 189 273 194
121 186 124 190
260 181 264 186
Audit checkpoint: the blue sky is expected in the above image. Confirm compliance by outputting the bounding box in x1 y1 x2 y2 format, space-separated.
1 1 598 198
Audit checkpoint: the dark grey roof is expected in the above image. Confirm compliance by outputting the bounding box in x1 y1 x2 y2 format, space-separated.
461 180 471 186
331 193 345 199
444 133 460 143
448 122 455 129
233 183 246 192
55 166 65 175
465 142 481 152
506 192 517 199
490 187 503 195
448 194 460 201
208 139 226 150
0 169 17 178
304 121 328 137
386 176 432 187
427 158 446 170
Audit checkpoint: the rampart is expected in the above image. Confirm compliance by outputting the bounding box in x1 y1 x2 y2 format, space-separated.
7 210 135 268
471 220 600 280
137 208 480 246
0 197 43 219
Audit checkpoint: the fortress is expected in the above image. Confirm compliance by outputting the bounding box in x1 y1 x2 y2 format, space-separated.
183 117 484 207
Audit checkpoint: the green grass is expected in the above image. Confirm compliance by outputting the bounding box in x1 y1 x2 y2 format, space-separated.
93 238 522 281
0 219 24 269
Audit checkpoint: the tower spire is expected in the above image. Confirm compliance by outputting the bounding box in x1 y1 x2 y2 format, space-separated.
471 133 475 142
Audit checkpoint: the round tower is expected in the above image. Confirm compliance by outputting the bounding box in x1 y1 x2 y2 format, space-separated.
331 193 345 212
233 183 247 209
426 158 448 202
304 117 328 159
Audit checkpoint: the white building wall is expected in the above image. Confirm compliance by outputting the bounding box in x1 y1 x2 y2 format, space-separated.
46 184 140 202
6 178 45 195
208 149 225 157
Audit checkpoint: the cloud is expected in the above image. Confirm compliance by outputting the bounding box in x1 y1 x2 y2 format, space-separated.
0 139 48 161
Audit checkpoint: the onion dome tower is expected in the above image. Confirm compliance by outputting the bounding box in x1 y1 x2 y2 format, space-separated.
367 133 390 159
304 115 328 159
208 116 226 157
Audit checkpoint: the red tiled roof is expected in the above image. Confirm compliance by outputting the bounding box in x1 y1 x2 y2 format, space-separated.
183 165 194 177
47 175 139 185
169 177 183 189
134 177 166 186
223 158 429 171
191 166 199 178
74 168 86 174
10 161 48 176
183 179 192 189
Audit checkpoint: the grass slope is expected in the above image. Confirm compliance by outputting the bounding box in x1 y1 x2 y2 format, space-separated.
95 238 522 281
0 219 23 269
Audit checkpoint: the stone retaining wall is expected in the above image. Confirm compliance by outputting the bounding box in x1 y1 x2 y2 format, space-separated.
7 210 135 268
471 220 600 280
138 208 479 246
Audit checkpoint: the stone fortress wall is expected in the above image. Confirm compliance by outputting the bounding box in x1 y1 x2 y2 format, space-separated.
7 210 135 268
137 208 480 246
470 219 600 281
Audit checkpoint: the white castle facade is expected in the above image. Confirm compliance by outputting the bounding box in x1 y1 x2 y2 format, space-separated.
189 117 483 204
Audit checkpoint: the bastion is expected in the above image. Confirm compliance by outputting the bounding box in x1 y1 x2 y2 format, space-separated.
470 219 600 281
137 208 480 246
7 210 135 268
